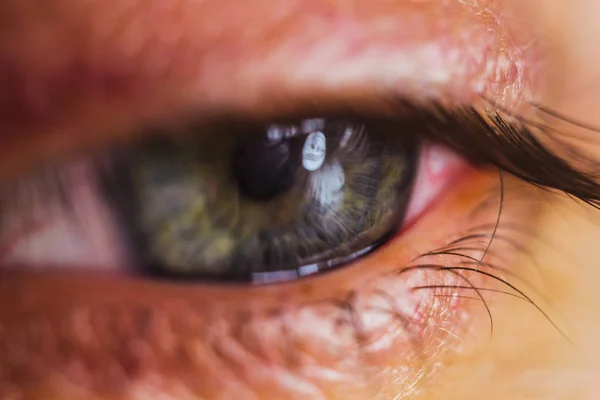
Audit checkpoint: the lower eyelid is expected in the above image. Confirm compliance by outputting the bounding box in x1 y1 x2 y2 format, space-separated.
0 168 508 398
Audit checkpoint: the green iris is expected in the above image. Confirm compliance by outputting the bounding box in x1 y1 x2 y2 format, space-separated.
114 119 416 282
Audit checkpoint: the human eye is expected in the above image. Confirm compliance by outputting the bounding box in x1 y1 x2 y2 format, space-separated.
2 1 600 400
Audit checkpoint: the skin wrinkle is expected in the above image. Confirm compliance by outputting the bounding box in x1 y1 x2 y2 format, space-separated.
0 0 571 399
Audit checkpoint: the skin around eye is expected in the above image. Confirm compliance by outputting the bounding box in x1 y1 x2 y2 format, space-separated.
5 1 590 400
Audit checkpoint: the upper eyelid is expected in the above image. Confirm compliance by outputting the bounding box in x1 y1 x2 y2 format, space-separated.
0 0 533 179
1 0 529 110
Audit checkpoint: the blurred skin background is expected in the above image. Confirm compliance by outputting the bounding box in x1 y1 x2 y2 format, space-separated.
2 0 600 399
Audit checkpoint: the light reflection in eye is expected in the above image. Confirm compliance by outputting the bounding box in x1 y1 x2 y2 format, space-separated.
0 120 465 281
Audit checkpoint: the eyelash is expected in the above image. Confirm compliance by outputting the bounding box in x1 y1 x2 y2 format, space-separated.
411 100 600 208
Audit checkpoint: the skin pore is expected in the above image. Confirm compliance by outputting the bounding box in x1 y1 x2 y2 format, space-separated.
2 0 600 399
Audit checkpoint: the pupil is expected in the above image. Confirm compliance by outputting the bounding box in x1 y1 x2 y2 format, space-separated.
232 139 297 201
